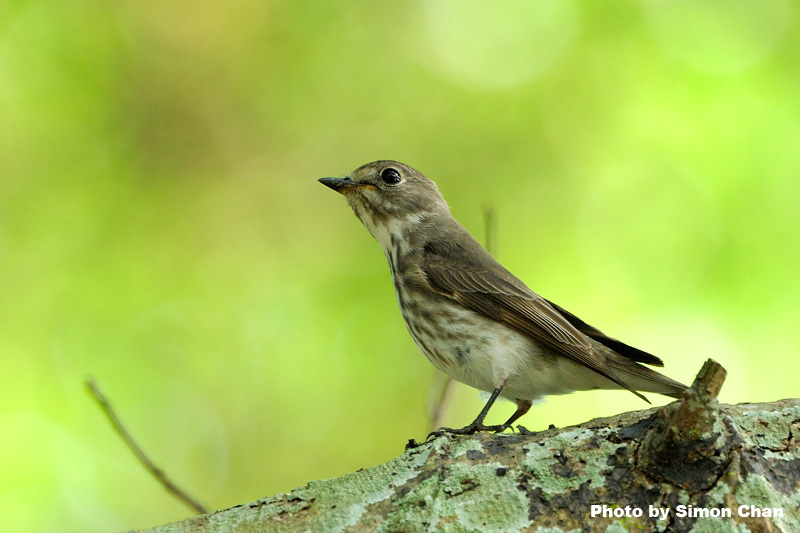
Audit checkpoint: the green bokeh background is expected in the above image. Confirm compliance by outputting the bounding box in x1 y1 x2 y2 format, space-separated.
2 1 798 531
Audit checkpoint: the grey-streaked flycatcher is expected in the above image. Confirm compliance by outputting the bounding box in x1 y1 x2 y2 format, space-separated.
320 160 687 435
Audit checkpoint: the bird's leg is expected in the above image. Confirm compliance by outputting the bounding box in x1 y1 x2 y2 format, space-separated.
427 386 507 439
498 399 533 432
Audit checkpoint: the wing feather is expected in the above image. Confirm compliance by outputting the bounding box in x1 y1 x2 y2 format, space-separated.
544 299 665 367
421 240 648 401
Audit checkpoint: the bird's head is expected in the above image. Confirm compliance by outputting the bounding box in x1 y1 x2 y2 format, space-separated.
319 160 450 250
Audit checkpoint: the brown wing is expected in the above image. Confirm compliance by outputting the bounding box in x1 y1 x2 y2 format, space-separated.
421 240 648 402
544 299 665 367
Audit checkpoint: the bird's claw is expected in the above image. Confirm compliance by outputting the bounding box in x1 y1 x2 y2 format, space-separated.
426 422 509 441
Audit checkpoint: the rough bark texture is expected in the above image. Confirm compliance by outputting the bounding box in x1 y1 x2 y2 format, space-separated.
137 361 800 532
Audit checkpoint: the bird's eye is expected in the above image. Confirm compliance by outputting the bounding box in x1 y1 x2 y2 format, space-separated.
380 168 402 185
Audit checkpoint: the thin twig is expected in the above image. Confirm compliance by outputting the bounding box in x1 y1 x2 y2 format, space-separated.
85 377 208 515
427 372 457 432
482 203 498 257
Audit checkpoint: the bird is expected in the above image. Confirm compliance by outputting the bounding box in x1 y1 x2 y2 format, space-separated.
319 160 687 435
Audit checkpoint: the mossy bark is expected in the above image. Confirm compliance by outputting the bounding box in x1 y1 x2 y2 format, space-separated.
135 361 800 532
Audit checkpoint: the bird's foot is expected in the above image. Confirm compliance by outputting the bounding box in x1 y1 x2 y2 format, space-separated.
426 422 509 440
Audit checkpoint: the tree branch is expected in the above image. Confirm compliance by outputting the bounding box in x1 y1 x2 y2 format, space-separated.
136 360 800 532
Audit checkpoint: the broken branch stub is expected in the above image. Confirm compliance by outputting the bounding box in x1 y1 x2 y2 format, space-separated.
638 359 735 490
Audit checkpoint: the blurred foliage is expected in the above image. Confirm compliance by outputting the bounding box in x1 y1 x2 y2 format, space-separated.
1 1 798 531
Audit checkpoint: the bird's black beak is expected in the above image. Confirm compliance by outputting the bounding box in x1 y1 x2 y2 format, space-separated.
319 177 357 195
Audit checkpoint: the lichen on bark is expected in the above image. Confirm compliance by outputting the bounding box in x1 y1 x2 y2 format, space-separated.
137 361 800 533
